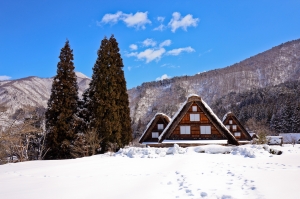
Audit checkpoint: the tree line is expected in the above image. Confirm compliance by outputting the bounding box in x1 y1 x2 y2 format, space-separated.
0 35 132 163
211 80 300 135
45 36 132 159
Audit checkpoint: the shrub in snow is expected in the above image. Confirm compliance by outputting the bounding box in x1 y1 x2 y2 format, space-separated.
194 145 232 154
166 144 186 155
127 148 137 158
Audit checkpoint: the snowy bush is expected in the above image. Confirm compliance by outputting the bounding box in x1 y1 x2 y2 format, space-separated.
166 144 186 155
194 145 232 154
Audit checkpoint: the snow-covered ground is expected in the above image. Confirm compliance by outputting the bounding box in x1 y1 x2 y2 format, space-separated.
0 144 300 199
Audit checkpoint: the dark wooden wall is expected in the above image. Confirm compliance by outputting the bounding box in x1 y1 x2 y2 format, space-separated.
168 102 226 140
223 115 248 140
144 117 169 142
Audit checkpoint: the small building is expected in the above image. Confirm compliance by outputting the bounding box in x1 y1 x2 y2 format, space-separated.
222 112 252 144
138 113 171 146
158 94 239 146
266 136 283 145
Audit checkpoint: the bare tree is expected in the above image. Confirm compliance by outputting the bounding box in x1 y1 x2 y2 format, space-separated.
0 105 47 164
71 129 102 158
246 118 273 144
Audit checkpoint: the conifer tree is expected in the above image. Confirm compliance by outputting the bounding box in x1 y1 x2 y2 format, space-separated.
45 40 79 159
109 36 132 147
83 35 132 153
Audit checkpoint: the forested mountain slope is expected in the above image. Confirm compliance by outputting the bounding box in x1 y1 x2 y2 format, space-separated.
1 39 300 136
211 80 300 134
128 39 300 137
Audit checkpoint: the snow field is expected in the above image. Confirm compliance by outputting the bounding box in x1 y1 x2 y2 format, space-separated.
0 144 300 199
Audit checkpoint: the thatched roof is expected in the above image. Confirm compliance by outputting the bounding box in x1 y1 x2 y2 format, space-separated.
222 112 252 141
139 113 171 143
158 94 239 145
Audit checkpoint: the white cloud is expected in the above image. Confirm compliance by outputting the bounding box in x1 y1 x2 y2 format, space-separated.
156 74 171 81
161 63 180 68
168 12 199 32
129 44 138 51
199 49 213 56
159 40 171 48
153 24 166 31
167 47 195 56
101 11 123 24
122 12 151 29
142 38 157 47
136 48 166 63
100 11 151 29
157 16 165 23
126 52 138 57
0 75 11 81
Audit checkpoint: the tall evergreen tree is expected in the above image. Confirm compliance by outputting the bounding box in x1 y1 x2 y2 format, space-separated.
83 35 132 153
109 36 132 147
45 40 79 159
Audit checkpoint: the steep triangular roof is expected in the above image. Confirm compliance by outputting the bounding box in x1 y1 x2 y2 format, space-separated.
222 112 252 141
158 94 239 145
139 113 171 143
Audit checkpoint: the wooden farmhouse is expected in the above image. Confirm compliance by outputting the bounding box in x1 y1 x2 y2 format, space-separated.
139 113 171 146
157 94 239 146
222 112 252 144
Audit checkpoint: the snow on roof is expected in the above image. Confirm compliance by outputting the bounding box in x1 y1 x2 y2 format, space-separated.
139 113 171 143
159 94 236 143
279 133 300 143
186 93 200 98
158 98 189 140
141 142 160 145
75 72 90 79
162 140 228 144
201 100 236 141
222 111 232 122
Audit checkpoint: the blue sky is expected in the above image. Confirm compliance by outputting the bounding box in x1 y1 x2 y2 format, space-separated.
1 0 300 88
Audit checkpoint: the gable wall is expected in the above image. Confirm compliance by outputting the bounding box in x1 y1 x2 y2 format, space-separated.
168 102 226 140
144 117 168 142
223 115 249 140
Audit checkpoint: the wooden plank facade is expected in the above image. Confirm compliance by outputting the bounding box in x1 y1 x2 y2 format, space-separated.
158 95 239 146
139 113 170 145
222 112 252 144
168 102 225 140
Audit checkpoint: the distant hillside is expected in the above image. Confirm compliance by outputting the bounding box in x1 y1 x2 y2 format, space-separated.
1 39 300 136
128 39 300 137
211 80 300 134
0 73 90 124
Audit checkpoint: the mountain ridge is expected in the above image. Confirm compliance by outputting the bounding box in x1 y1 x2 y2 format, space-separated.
1 39 300 136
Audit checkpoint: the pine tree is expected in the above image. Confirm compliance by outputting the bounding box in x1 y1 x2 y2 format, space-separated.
109 36 132 148
82 35 132 153
45 40 79 159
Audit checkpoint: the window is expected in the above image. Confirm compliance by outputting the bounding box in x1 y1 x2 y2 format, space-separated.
200 126 211 134
192 106 197 112
232 125 237 131
234 132 241 137
180 126 190 134
158 124 164 130
229 120 233 124
190 114 200 121
152 132 159 138
226 125 230 129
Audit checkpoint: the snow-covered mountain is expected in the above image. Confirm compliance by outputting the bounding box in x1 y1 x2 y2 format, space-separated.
1 39 300 134
0 72 91 121
129 39 300 135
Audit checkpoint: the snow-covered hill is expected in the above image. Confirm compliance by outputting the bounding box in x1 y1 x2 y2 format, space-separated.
0 144 299 199
0 72 90 123
1 39 300 134
129 39 300 134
